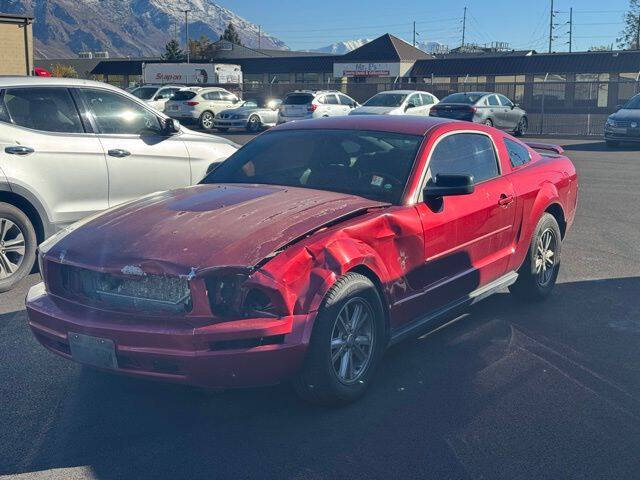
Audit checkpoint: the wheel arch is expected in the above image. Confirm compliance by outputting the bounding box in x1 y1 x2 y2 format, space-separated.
0 187 50 243
544 202 567 239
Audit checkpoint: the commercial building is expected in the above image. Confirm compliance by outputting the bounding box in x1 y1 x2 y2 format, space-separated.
0 12 33 76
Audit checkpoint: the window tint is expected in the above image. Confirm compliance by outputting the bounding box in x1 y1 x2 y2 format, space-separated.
323 94 339 105
407 94 422 107
427 133 499 184
441 92 483 104
504 138 530 167
81 88 162 135
204 91 221 101
338 94 355 106
172 90 197 101
487 95 500 106
1 87 83 133
497 94 513 107
220 92 237 102
156 88 179 100
420 93 434 105
131 87 159 100
283 93 313 105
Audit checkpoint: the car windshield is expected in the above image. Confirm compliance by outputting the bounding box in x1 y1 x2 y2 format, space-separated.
172 90 197 101
623 94 640 109
203 129 423 204
130 87 158 100
441 93 484 104
364 93 408 107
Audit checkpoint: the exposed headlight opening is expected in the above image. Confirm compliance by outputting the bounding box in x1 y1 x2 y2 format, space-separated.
204 273 282 318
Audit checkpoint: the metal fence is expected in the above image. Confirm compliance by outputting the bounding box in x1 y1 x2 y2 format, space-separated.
242 80 640 136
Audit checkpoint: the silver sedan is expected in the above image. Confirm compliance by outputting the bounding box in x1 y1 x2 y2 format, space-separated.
214 99 282 133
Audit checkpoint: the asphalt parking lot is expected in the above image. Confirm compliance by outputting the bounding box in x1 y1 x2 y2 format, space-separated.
1 134 639 480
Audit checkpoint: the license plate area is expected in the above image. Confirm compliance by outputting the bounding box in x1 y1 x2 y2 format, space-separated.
69 332 118 369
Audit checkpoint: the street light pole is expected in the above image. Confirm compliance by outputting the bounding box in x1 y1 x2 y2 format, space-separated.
184 10 190 63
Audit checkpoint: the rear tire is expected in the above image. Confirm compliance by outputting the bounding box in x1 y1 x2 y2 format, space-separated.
0 202 37 293
509 213 561 302
293 272 386 406
483 118 494 127
514 116 528 136
199 111 215 130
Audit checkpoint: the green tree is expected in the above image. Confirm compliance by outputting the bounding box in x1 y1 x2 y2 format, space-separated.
617 0 640 49
221 23 242 45
51 64 78 78
189 34 214 59
162 39 185 61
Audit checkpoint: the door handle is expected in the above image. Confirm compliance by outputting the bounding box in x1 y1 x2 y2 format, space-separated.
108 149 131 158
5 146 34 155
498 194 514 206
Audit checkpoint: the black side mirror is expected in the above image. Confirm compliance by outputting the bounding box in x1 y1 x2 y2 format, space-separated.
616 104 623 111
163 118 181 135
405 103 416 111
423 174 474 199
510 104 516 109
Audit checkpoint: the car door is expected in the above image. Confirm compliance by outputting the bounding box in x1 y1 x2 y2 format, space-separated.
322 94 342 116
77 87 191 208
486 94 503 127
497 94 519 130
0 86 108 227
404 93 422 115
413 131 516 310
338 94 356 115
420 93 437 115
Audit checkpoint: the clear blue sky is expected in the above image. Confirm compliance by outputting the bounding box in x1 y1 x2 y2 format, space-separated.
216 0 631 52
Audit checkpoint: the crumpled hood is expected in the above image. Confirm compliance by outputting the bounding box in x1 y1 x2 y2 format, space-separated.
349 106 400 116
48 184 388 275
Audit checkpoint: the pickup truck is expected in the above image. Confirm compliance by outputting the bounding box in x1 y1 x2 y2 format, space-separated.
26 116 578 405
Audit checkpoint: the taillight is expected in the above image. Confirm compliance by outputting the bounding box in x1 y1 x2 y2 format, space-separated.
186 101 199 106
467 106 477 114
308 103 317 112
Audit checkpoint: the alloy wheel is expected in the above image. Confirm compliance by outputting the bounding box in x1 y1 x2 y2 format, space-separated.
201 112 214 129
248 116 260 132
330 297 375 384
535 228 556 286
0 218 26 280
518 117 528 135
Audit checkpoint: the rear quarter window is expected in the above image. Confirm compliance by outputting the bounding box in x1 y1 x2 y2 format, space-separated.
504 138 531 167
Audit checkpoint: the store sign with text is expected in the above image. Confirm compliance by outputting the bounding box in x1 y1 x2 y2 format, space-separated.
334 62 401 77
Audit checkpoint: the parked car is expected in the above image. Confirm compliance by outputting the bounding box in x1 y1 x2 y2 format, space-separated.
349 90 438 116
26 115 578 405
129 84 182 112
214 98 282 133
277 90 358 124
0 77 239 292
604 93 640 147
430 92 528 136
164 87 240 130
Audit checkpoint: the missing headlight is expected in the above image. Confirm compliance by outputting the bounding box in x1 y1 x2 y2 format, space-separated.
204 274 247 316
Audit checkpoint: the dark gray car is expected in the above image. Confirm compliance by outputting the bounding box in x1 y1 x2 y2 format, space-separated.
429 91 528 136
604 93 640 147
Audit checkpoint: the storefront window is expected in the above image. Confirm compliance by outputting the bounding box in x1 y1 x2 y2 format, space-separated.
533 74 566 107
618 72 640 103
575 73 609 108
244 74 263 85
269 74 289 84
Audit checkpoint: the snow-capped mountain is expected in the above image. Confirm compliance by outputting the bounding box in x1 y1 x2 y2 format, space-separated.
0 0 288 58
311 39 373 55
312 38 449 55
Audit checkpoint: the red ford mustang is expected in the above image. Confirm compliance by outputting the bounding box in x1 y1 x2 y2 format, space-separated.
26 116 578 405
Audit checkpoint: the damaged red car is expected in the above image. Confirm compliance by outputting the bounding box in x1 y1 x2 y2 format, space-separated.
26 116 578 405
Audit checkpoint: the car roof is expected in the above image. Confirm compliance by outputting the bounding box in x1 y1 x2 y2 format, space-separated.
273 115 457 136
445 91 493 97
0 76 126 91
375 90 430 95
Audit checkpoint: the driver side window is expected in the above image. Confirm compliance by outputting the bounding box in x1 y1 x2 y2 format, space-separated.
80 88 162 135
426 133 500 185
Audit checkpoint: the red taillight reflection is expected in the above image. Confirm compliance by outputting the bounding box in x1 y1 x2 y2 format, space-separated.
308 104 317 112
186 101 199 106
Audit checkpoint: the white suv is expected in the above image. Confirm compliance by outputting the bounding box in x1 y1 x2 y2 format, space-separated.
349 90 439 116
165 87 240 130
129 84 182 112
277 90 358 124
0 77 239 292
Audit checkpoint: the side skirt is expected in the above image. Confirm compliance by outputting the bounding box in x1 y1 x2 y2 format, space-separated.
389 271 519 346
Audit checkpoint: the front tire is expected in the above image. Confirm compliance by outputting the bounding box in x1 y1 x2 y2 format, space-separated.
509 213 561 302
246 115 262 133
0 202 37 293
199 111 215 130
483 118 494 127
293 272 386 406
514 116 528 136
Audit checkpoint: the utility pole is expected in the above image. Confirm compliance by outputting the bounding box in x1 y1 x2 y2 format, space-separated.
567 7 573 53
413 21 416 46
461 7 467 48
184 10 190 63
548 0 554 53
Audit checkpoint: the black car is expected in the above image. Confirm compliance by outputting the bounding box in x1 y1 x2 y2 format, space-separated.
604 93 640 147
430 91 528 136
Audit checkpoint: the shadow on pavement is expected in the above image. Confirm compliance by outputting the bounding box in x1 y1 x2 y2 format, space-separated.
2 277 640 479
562 141 640 152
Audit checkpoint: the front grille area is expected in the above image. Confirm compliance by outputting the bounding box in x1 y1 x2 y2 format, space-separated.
613 120 632 127
49 263 192 314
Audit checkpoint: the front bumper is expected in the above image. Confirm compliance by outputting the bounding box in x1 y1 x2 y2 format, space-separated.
26 282 313 388
604 128 640 143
